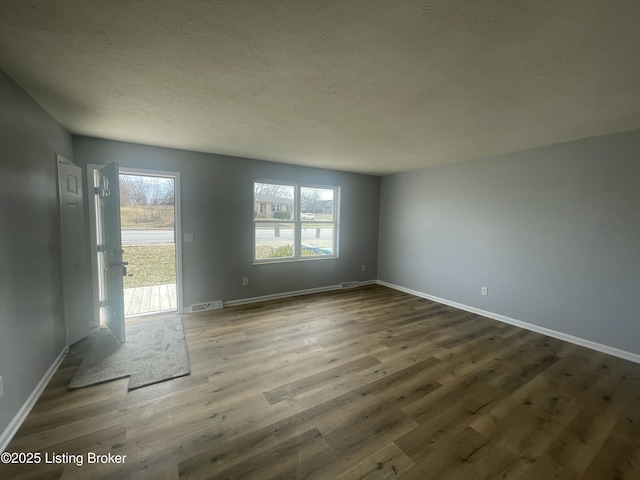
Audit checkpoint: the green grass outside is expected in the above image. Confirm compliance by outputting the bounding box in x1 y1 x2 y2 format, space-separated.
122 245 176 288
120 205 174 229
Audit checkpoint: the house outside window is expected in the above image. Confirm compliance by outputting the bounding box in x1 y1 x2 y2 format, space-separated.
254 181 339 262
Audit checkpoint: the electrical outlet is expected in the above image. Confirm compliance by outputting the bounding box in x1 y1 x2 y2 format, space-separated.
0 376 3 398
361 265 366 272
481 286 488 296
242 277 249 286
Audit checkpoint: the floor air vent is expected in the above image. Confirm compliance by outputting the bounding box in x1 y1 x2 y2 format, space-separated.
340 281 359 289
189 300 223 312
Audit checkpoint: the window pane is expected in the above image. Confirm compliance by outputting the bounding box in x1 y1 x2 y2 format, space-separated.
301 223 334 256
255 222 295 259
254 183 294 220
301 187 334 222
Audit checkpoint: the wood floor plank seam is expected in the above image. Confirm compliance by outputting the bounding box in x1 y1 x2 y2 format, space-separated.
2 285 639 479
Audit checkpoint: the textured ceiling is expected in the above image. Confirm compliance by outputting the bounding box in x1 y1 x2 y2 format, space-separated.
1 1 639 175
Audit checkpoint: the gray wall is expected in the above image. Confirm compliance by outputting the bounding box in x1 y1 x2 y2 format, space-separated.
0 70 73 435
379 129 640 355
72 137 380 307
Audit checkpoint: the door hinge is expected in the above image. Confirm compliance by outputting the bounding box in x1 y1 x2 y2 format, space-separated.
97 244 104 252
94 187 100 195
99 300 106 308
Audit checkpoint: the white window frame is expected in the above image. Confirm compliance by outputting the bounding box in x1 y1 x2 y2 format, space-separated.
253 180 340 264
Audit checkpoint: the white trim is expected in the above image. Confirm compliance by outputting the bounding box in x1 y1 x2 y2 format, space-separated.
253 180 340 264
377 280 640 365
118 167 184 314
56 153 74 166
86 164 102 328
56 154 72 345
0 347 67 453
223 280 377 308
87 165 184 320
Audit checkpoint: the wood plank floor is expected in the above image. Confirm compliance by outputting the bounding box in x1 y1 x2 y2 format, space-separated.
124 283 177 316
2 284 639 479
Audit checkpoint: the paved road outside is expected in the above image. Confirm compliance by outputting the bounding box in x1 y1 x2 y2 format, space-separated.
122 229 174 245
122 227 332 247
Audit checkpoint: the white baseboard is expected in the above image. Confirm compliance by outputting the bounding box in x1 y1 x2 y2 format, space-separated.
223 280 378 308
0 346 67 453
377 280 640 365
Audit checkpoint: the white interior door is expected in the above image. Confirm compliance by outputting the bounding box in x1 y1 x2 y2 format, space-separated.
96 162 126 343
57 156 90 345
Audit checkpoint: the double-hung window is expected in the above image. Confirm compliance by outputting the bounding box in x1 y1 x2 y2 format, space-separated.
254 181 339 262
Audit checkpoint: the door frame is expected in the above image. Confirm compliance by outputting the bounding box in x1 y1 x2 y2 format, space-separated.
95 162 126 342
87 164 183 323
56 154 90 346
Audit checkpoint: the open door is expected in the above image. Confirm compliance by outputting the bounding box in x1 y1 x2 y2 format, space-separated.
57 155 90 345
96 162 126 343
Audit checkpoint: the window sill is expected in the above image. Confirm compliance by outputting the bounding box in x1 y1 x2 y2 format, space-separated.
253 255 338 266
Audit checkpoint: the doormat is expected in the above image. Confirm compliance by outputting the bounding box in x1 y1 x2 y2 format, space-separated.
69 317 190 390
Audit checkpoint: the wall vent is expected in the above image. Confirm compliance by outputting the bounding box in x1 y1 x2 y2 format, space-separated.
340 281 359 289
189 300 223 312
